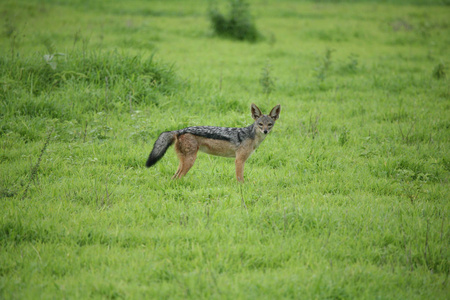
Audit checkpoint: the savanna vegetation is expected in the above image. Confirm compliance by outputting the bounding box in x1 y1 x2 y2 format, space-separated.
1 0 449 298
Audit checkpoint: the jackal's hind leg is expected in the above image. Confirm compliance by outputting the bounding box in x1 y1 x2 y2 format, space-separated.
174 153 197 179
172 134 199 179
172 163 182 179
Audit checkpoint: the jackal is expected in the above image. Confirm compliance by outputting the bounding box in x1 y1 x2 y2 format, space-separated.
145 103 281 182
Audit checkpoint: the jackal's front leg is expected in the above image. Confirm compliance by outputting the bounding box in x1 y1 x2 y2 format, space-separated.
235 159 245 182
235 147 253 182
235 153 251 182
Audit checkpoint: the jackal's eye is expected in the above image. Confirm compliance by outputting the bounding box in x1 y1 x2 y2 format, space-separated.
258 123 263 127
268 123 273 127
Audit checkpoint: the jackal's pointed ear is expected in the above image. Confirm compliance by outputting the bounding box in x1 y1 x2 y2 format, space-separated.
251 103 263 120
269 104 281 120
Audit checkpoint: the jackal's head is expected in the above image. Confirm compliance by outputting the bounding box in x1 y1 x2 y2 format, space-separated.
251 103 281 135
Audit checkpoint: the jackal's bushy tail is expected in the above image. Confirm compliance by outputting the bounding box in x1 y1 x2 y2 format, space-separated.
146 131 176 167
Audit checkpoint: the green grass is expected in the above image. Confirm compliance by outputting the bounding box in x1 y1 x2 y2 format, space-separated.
1 0 449 298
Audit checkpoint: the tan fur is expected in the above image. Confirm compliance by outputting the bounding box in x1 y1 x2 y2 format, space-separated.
172 133 261 181
197 137 237 157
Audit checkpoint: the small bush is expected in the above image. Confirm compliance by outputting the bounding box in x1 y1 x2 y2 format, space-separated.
209 0 260 42
432 62 446 79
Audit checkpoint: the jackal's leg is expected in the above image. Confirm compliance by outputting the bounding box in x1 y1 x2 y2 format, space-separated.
175 152 197 178
235 159 245 182
172 163 182 179
235 151 251 182
172 134 199 179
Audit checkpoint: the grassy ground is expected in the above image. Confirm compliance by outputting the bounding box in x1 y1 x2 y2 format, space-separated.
1 0 449 298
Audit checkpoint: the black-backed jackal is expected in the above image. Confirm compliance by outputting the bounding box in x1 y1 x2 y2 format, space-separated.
146 103 281 182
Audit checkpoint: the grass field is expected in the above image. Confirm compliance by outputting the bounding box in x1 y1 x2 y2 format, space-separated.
1 0 449 298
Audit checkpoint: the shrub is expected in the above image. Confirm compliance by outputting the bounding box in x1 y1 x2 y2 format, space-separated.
432 62 446 79
209 0 260 42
